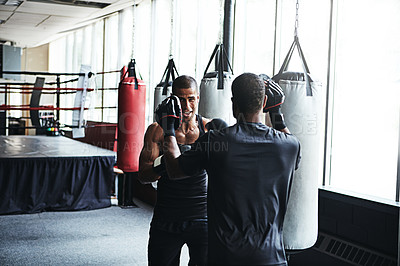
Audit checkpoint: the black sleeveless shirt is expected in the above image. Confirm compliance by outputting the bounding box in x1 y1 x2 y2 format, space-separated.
152 115 207 222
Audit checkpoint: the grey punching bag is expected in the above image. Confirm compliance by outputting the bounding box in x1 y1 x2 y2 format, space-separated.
198 44 235 125
153 58 179 119
273 36 325 251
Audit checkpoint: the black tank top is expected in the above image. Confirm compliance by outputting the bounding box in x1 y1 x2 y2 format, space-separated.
152 115 207 222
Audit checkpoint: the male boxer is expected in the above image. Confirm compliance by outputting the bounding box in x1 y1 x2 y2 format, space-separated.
158 73 301 265
138 75 227 266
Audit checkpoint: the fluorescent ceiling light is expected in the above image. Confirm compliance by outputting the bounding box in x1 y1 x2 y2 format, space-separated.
0 0 23 6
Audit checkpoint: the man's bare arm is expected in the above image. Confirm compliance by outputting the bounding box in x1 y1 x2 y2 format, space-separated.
138 123 163 184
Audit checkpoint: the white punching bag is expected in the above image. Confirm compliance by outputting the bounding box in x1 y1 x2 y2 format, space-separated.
199 72 234 125
153 58 178 119
273 36 325 251
198 44 235 125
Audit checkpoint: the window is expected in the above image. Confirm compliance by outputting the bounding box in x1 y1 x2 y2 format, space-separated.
46 0 400 202
328 0 400 200
103 13 119 123
177 0 220 81
88 20 104 122
233 0 276 75
132 0 152 125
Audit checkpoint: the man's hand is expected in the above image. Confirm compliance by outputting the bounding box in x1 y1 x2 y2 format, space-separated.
155 95 182 137
259 74 287 130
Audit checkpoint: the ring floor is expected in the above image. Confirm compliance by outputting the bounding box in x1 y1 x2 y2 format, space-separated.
0 198 189 265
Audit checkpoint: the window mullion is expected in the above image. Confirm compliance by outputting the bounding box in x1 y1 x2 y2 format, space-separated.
323 0 338 187
396 110 400 202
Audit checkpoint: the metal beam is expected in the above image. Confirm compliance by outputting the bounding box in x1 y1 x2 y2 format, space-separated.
223 0 235 72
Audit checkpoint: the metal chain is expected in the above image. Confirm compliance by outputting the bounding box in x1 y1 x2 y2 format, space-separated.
218 0 224 44
169 0 175 57
294 0 299 37
131 0 136 59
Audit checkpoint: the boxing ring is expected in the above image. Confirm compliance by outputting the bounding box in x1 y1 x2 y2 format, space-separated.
0 135 116 215
0 68 121 215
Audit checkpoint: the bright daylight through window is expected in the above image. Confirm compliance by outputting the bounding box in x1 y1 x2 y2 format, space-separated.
328 0 400 201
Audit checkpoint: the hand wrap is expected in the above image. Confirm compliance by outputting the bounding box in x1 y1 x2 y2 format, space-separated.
153 155 166 176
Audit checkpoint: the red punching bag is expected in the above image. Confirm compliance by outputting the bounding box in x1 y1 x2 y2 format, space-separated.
117 59 146 172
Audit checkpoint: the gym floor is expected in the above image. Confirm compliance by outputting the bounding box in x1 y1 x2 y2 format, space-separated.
0 198 189 265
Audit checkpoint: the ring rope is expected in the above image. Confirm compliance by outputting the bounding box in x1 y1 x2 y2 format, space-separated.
0 86 94 91
0 105 89 111
0 69 120 123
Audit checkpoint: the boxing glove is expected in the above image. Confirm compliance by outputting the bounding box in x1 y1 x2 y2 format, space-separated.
155 95 182 137
205 118 228 131
259 74 287 130
259 74 285 112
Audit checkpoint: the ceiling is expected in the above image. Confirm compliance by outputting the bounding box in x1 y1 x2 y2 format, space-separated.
0 0 134 48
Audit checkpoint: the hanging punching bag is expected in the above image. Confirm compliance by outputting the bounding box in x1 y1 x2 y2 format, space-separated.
153 58 179 119
117 59 146 172
272 36 325 251
199 44 234 125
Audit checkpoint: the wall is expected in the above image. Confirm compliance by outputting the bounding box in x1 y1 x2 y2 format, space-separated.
289 189 399 265
21 44 49 135
319 189 398 259
21 44 49 74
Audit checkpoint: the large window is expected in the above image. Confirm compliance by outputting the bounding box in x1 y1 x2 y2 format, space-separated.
89 20 105 122
102 13 119 123
176 0 220 81
233 0 276 75
46 0 400 201
328 0 400 200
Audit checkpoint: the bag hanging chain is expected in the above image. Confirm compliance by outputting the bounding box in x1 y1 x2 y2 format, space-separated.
169 0 175 57
294 0 299 38
131 0 136 59
218 0 224 44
